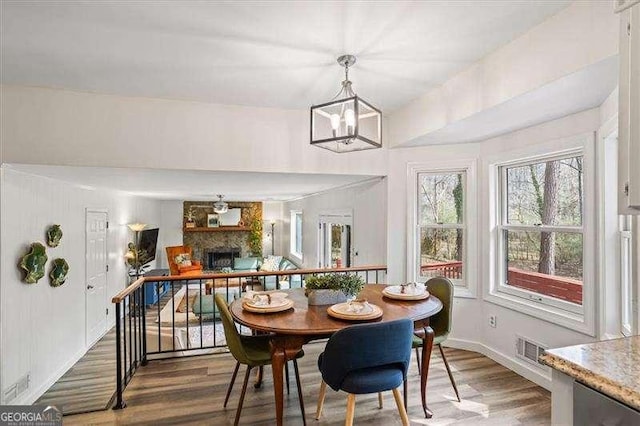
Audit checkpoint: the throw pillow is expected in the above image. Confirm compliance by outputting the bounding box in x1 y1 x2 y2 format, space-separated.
260 255 282 272
174 253 192 267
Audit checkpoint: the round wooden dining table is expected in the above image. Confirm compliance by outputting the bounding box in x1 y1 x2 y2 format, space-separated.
230 284 443 425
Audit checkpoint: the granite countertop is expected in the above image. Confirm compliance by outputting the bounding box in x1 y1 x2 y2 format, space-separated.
540 336 640 410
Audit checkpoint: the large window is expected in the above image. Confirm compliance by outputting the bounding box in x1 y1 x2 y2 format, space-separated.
418 172 466 283
498 154 584 312
290 210 303 260
408 159 477 298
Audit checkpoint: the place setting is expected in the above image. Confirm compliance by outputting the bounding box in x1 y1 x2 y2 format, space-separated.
327 298 384 321
382 282 430 301
241 290 294 313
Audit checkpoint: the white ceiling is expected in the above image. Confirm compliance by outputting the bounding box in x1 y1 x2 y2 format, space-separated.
1 1 570 112
7 164 380 201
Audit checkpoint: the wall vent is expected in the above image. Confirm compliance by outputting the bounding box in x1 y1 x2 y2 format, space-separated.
3 374 30 403
516 335 548 369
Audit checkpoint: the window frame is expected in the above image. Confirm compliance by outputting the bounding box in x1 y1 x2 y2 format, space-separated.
620 216 634 337
484 133 596 336
289 210 303 262
407 159 478 298
497 152 585 315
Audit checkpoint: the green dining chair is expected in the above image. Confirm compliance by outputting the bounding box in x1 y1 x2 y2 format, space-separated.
412 277 460 402
215 294 306 426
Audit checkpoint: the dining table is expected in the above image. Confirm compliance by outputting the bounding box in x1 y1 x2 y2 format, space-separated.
230 283 443 425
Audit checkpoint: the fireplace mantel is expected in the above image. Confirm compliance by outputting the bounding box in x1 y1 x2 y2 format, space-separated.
183 226 251 233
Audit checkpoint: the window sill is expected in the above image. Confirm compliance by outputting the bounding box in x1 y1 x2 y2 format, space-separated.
484 290 595 336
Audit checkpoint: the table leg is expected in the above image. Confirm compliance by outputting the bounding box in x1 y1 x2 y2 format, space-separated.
421 325 435 418
415 325 435 418
270 336 305 426
254 365 264 389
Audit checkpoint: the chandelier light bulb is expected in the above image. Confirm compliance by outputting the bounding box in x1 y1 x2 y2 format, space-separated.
344 109 355 134
330 113 341 130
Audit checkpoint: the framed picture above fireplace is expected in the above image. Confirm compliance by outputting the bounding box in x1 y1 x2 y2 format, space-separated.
207 213 219 228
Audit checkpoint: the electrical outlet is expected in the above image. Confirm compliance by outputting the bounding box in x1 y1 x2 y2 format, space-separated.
489 315 497 328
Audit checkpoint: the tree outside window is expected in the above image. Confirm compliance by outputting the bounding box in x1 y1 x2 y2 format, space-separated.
417 172 465 281
501 155 584 305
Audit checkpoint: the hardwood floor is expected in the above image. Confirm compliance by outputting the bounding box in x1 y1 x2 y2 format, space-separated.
65 343 550 425
35 328 116 415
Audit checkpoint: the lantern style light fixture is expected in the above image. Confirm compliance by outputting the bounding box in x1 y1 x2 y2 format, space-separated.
213 194 229 214
310 55 382 153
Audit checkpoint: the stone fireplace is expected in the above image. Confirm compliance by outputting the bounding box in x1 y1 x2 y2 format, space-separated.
182 201 263 270
204 248 241 270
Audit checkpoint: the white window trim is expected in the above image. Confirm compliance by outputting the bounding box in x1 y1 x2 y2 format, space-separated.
407 159 478 298
289 210 303 262
483 133 597 336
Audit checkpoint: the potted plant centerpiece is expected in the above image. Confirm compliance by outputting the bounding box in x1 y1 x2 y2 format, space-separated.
305 273 365 305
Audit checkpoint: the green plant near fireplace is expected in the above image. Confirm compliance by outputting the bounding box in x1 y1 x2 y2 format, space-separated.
247 204 263 257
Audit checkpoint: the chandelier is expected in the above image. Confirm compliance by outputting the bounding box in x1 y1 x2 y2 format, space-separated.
213 195 228 214
310 55 382 153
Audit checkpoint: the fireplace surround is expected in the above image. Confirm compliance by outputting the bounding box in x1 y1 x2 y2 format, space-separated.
204 248 241 270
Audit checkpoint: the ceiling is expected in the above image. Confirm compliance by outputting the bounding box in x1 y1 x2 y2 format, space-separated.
1 1 570 112
7 164 380 201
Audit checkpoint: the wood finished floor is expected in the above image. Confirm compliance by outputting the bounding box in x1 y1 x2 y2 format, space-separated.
36 328 117 415
65 343 551 425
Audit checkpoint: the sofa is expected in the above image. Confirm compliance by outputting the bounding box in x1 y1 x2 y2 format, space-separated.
257 255 303 290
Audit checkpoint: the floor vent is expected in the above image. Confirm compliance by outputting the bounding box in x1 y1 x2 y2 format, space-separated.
516 336 548 369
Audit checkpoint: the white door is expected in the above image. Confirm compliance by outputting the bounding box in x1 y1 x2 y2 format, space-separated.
86 210 108 346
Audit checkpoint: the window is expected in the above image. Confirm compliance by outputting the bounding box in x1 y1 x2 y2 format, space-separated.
620 215 633 336
498 154 585 313
417 172 466 283
407 159 477 298
290 210 303 260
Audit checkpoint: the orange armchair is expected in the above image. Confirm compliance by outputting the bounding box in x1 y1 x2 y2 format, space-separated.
166 245 203 276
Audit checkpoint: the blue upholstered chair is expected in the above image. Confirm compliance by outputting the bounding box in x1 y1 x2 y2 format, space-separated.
315 319 413 426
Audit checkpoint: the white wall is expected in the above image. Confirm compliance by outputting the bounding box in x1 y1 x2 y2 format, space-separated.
388 0 618 147
283 179 387 269
0 85 388 177
157 200 184 268
387 108 605 389
0 166 162 404
262 201 285 257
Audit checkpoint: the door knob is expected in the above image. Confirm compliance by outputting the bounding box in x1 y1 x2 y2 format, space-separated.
87 285 94 289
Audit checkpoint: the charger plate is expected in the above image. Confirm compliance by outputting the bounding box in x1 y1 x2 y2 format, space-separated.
382 285 430 301
242 298 294 314
327 301 383 321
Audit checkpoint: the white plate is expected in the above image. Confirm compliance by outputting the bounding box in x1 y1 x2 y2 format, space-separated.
242 298 294 314
382 285 430 301
327 301 383 320
244 296 290 308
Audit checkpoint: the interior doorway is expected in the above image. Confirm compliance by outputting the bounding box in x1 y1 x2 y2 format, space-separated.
86 209 109 347
318 211 352 268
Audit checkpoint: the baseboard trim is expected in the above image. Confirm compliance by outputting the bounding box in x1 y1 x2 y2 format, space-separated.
13 345 88 406
445 338 552 391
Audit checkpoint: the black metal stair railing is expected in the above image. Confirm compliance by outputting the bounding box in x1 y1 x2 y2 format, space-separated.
111 265 387 410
